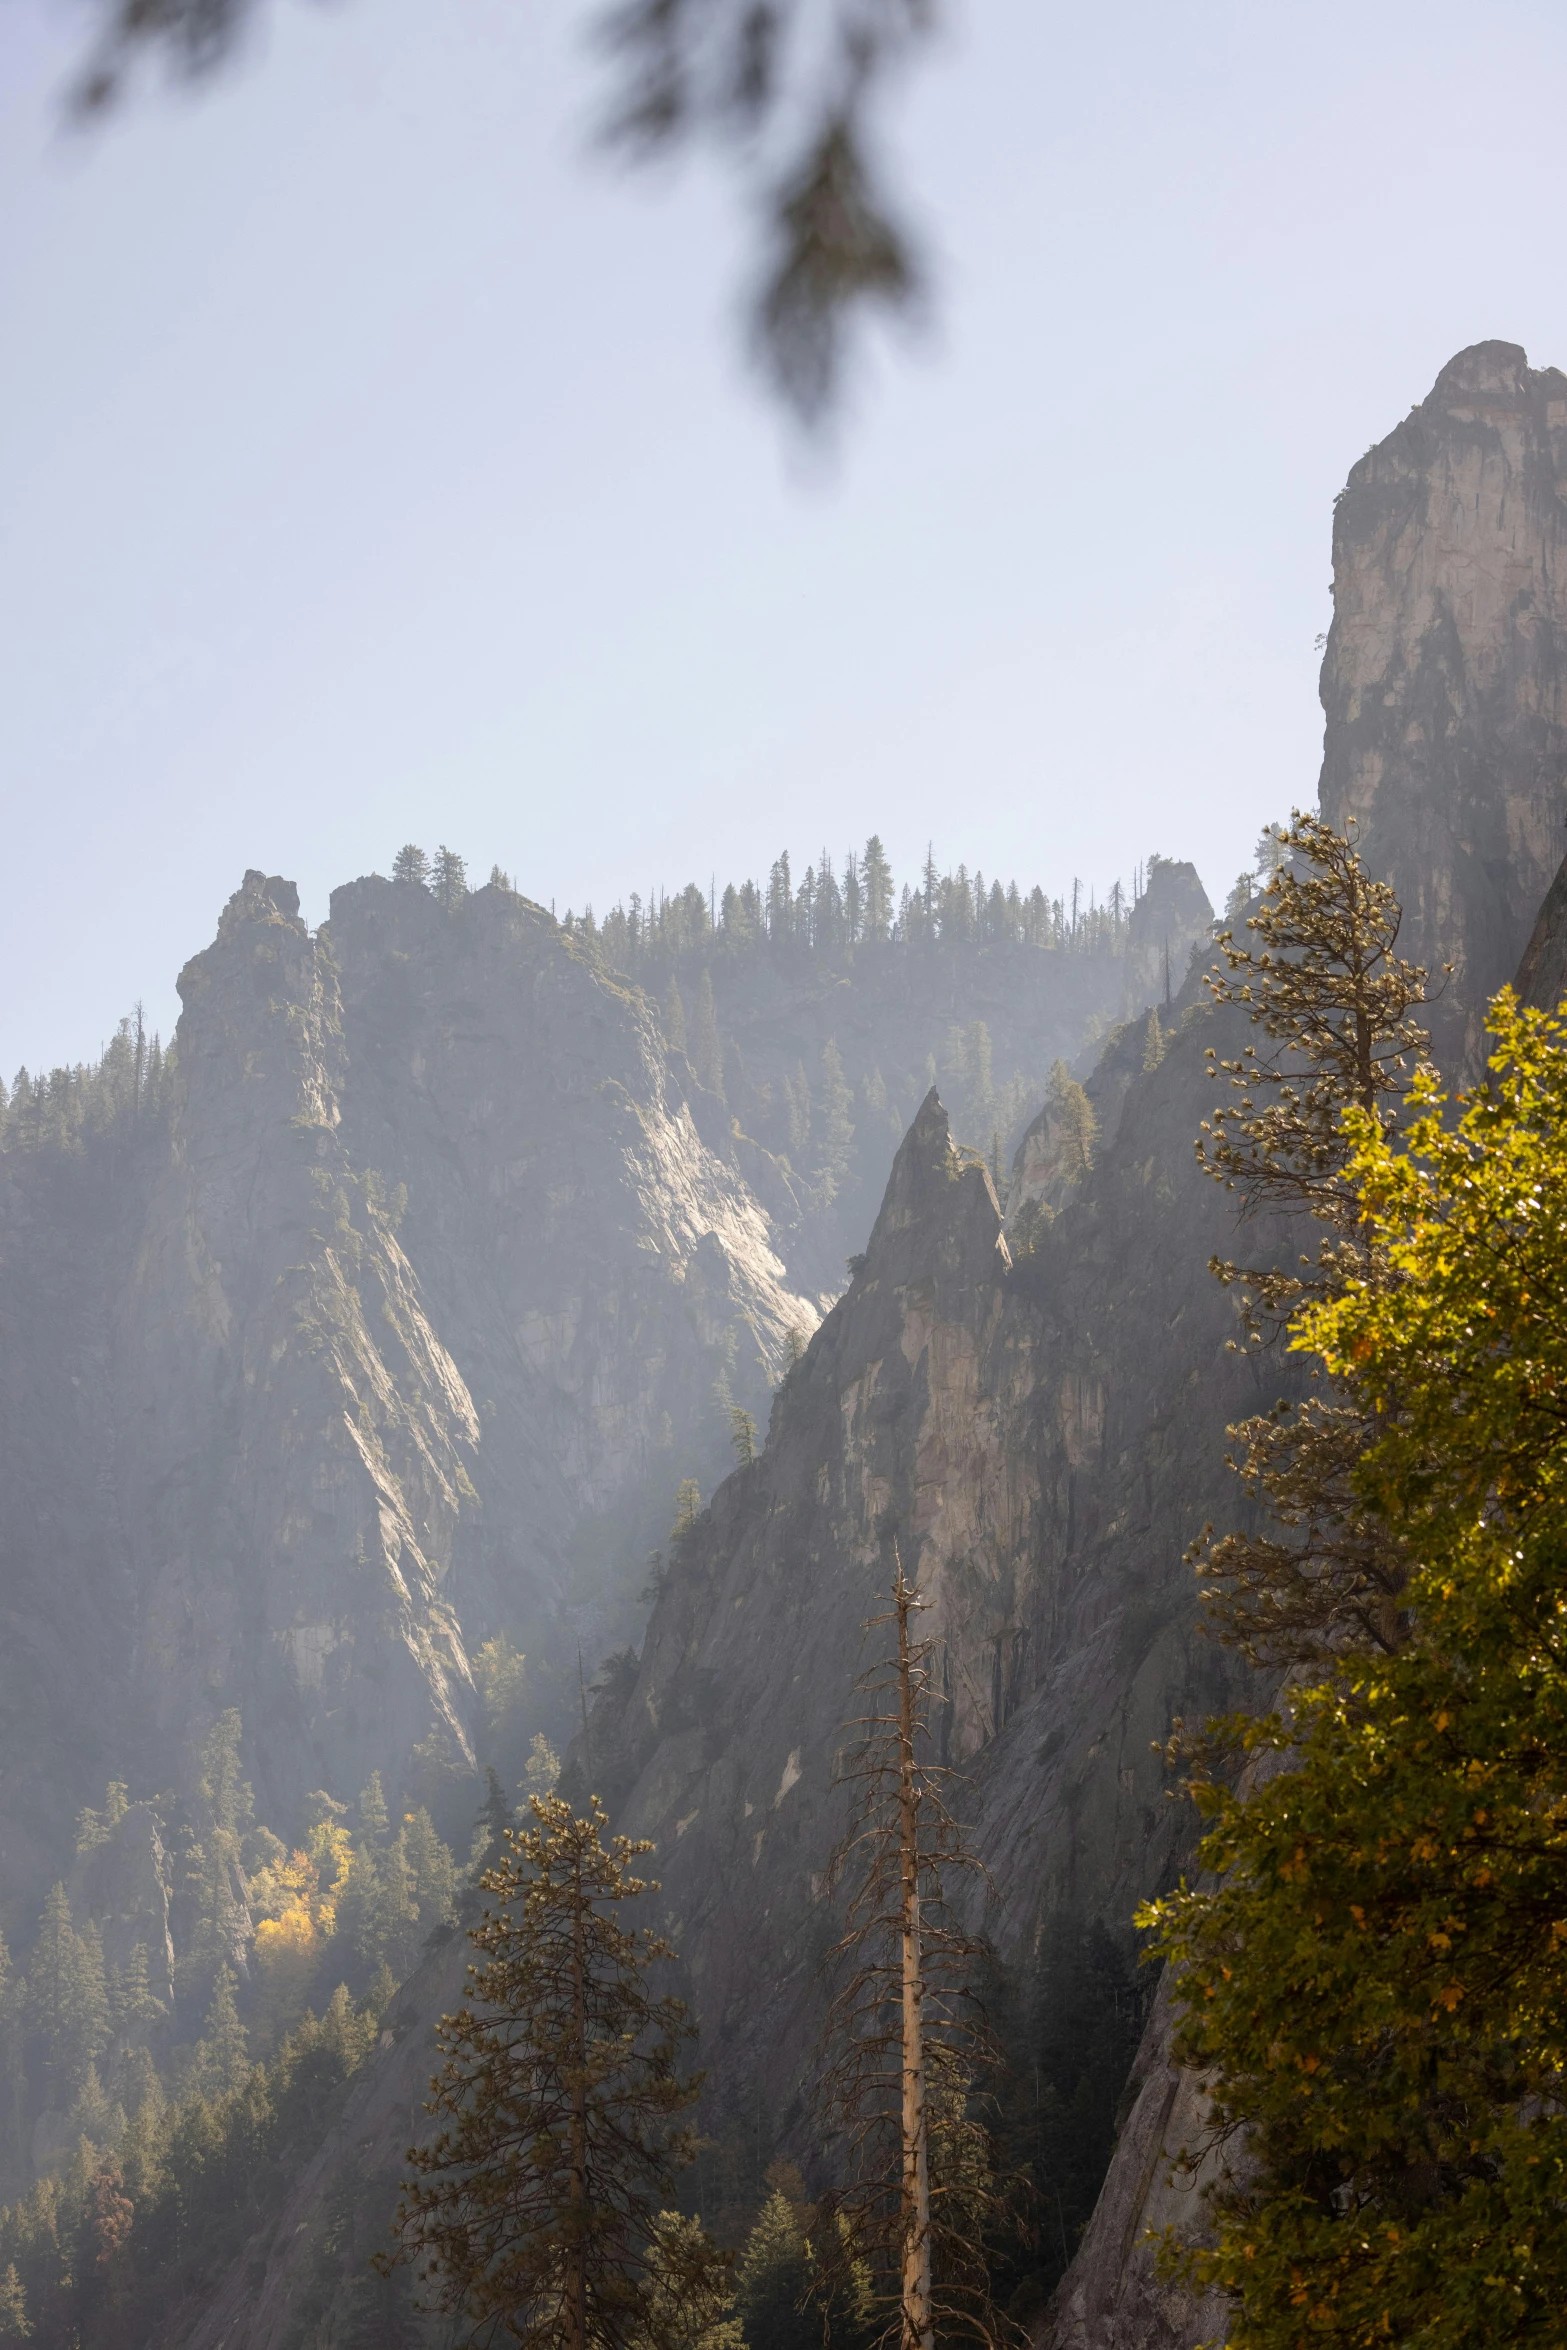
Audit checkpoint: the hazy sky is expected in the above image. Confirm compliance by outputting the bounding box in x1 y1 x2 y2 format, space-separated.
5 0 1567 1074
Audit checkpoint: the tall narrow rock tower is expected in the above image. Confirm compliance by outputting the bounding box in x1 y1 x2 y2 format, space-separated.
1319 339 1567 1060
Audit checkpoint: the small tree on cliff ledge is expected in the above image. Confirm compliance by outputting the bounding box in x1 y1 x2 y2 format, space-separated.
389 1793 727 2350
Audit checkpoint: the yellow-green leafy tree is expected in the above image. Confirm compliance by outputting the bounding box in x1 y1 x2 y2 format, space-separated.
1143 992 1567 2345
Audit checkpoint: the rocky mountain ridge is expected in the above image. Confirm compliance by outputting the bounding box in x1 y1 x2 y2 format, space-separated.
0 868 822 1934
7 339 1566 2349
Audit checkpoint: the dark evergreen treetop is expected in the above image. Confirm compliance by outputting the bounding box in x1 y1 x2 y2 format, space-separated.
562 836 1148 976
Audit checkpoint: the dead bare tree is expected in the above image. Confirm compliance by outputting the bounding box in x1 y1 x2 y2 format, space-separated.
817 1542 1012 2350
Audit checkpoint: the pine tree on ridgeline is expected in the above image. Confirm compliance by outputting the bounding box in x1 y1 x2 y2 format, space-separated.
432 845 469 914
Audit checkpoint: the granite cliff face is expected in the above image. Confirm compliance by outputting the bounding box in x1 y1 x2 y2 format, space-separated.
13 341 1567 2349
169 1024 1284 2346
0 870 820 1927
1045 340 1567 2350
567 1014 1283 2123
1319 339 1567 1063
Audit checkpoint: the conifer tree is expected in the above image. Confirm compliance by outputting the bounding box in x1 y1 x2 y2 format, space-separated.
474 1634 528 1742
664 979 688 1055
524 1732 561 1800
392 845 430 888
691 968 723 1095
735 2176 818 2350
1190 809 1431 1663
432 845 469 913
1045 1061 1096 1183
729 1407 757 1466
818 1039 854 1184
403 1807 457 1935
671 1479 702 1541
471 1766 515 1879
357 1771 390 1847
844 851 864 944
189 1709 254 1989
786 1062 811 1158
1145 992 1567 2345
820 1548 1004 2350
0 2261 28 2342
110 1939 166 2035
195 1963 249 2095
27 1885 109 2094
335 1795 420 1982
861 836 893 941
390 1795 725 2350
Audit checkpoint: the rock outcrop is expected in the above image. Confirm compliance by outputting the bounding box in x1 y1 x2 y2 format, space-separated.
169 1022 1284 2346
1123 859 1213 1020
0 872 822 1933
1042 339 1567 2350
563 1001 1288 2119
1319 340 1567 1064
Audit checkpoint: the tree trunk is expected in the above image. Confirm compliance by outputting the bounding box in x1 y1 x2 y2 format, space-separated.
895 1563 934 2350
566 1848 589 2350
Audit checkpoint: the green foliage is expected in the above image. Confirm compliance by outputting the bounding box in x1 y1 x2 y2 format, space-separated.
26 1887 108 2097
185 1709 254 1995
356 1769 390 1847
333 1816 418 1987
524 1731 561 1801
1191 809 1432 1667
729 1407 757 1466
0 2262 28 2341
817 1038 854 1186
0 1985 379 2349
1143 992 1567 2345
391 1795 720 2350
473 1633 528 1740
402 1805 457 1935
431 844 468 914
644 2210 743 2350
1 1012 173 1158
391 844 430 888
1197 806 1429 1323
74 1782 128 1856
580 840 1134 970
107 1940 165 2037
735 2174 816 2350
689 968 723 1095
1007 1195 1052 1259
984 1919 1146 2318
672 1478 702 1542
192 1965 249 2098
1045 1059 1096 1182
734 2165 874 2350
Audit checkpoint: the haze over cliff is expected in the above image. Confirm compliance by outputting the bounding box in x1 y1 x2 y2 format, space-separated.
3 342 1567 2350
